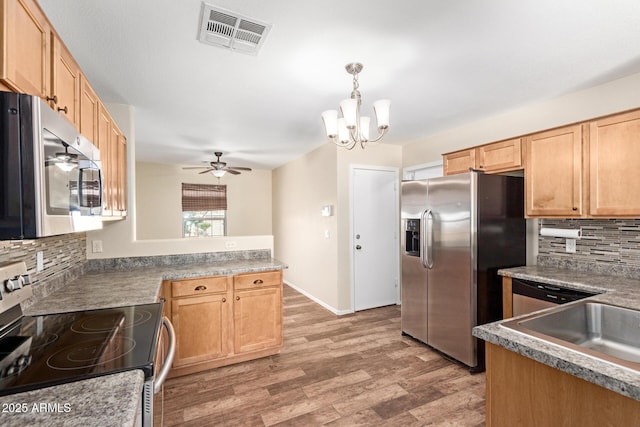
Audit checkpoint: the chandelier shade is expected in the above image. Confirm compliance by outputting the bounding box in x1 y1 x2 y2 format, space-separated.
321 63 390 149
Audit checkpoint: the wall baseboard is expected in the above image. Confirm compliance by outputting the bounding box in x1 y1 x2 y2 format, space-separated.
284 280 353 316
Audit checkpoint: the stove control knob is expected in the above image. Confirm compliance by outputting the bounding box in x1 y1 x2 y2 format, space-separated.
20 274 32 286
5 277 22 292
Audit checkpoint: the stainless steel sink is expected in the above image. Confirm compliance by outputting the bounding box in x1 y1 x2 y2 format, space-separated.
501 301 640 370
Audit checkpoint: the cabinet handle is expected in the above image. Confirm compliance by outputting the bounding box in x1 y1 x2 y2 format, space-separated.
57 106 68 114
572 207 578 211
46 95 58 103
194 285 207 291
222 298 226 303
236 296 240 301
253 279 264 285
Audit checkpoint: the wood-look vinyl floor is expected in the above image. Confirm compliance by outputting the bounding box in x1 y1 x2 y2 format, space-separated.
154 285 486 426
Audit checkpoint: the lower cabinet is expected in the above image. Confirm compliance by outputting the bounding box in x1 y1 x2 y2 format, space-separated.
485 343 640 426
165 270 283 377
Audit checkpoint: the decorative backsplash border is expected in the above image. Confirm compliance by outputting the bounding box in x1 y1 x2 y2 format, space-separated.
0 233 87 305
538 219 640 278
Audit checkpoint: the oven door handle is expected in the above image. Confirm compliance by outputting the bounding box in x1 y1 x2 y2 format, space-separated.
154 316 176 394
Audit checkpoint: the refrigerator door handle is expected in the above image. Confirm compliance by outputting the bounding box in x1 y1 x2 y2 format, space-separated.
421 209 433 269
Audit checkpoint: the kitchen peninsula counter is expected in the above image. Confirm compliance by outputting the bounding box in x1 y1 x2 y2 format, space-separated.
25 257 288 316
473 265 640 401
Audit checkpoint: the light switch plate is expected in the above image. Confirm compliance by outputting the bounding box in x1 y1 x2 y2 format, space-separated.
92 240 103 253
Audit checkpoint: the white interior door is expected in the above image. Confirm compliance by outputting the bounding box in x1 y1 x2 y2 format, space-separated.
352 167 399 311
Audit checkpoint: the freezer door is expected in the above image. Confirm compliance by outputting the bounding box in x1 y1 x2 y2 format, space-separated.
401 220 428 342
426 173 476 367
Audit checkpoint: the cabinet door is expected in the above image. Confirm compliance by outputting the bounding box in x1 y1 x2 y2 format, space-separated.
589 110 640 216
2 0 51 98
477 138 522 173
525 124 583 217
233 286 282 354
443 149 476 175
171 294 230 367
117 134 127 213
108 121 121 215
79 74 99 143
51 34 80 126
97 104 112 214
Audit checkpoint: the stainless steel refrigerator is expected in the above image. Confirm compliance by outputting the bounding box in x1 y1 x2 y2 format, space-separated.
401 171 525 371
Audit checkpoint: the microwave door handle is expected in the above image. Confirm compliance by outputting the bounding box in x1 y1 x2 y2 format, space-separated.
153 316 176 394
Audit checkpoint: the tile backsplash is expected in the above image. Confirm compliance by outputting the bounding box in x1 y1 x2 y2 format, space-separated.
538 219 640 278
0 233 86 304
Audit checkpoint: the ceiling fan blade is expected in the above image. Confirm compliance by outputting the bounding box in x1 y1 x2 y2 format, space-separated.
183 166 210 169
228 166 252 171
199 169 215 174
225 169 241 175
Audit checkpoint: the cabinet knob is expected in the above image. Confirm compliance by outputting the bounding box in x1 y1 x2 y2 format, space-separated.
57 106 68 114
194 285 207 291
253 279 264 285
222 298 226 303
236 296 240 301
46 95 58 104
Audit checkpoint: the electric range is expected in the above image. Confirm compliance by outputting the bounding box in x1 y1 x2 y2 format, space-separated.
0 261 175 426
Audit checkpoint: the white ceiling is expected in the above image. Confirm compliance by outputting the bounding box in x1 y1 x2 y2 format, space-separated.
38 0 640 170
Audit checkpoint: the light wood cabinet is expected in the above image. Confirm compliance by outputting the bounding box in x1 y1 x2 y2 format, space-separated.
443 138 522 176
485 343 640 426
79 74 99 143
117 134 127 213
589 110 640 217
169 276 231 368
97 102 127 218
51 34 80 126
233 271 283 353
0 0 51 98
524 124 584 217
166 270 284 378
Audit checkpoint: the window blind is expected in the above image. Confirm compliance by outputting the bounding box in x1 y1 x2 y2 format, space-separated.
181 183 227 211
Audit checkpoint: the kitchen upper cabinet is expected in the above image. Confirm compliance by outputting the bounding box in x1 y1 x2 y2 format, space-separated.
443 138 522 176
443 149 475 175
79 74 99 143
233 271 283 354
51 34 80 126
97 102 127 218
589 110 640 217
524 124 584 217
0 0 51 98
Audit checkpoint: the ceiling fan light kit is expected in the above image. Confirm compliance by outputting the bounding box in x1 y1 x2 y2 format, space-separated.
322 63 390 150
182 152 252 178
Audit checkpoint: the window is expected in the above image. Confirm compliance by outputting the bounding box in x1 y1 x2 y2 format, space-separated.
181 183 227 237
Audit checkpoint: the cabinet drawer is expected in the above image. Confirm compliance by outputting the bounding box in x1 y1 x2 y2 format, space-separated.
172 276 228 298
234 271 281 290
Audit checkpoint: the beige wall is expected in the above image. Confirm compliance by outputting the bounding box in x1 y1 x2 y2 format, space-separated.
136 162 272 239
273 142 402 313
86 104 274 259
403 72 640 167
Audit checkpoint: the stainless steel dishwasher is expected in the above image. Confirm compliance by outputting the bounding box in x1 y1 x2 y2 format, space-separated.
512 278 597 316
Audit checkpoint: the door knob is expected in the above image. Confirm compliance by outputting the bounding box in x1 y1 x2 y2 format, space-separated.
355 245 362 250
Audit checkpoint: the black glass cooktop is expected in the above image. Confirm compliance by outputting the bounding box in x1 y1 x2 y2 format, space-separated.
0 303 163 396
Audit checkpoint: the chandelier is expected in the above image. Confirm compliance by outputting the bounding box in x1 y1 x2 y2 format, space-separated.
321 63 390 150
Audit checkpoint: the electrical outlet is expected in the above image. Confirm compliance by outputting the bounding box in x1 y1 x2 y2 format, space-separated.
324 229 330 239
225 241 237 248
92 240 103 253
566 238 576 253
36 251 44 272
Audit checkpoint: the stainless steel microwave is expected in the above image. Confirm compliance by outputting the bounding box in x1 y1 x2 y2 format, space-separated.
0 91 103 239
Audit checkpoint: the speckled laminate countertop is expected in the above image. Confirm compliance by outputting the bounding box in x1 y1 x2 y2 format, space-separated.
25 258 288 316
473 265 640 401
7 256 287 426
0 370 144 427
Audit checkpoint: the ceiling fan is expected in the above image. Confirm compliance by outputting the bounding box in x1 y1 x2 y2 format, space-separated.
183 152 252 177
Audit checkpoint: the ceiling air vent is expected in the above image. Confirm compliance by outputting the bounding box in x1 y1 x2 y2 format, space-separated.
198 3 271 55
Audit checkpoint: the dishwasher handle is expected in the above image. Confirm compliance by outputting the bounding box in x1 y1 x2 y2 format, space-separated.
154 316 176 394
